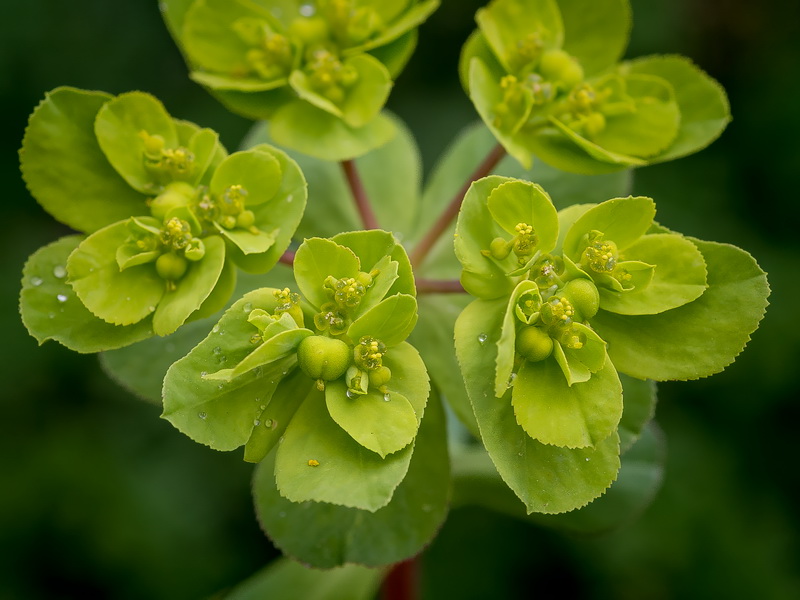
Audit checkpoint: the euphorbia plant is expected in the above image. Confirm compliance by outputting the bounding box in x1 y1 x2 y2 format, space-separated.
17 0 769 596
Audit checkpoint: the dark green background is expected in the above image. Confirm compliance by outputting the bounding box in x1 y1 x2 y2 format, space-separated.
1 1 798 598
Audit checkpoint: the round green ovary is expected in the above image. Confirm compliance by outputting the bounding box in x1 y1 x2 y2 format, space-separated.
516 326 553 362
561 278 600 320
297 335 352 381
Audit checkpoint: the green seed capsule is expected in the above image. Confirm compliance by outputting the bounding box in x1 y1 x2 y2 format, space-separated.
156 252 188 281
516 326 554 362
562 278 600 320
539 49 584 89
368 366 392 390
297 336 352 382
236 210 256 229
150 181 195 220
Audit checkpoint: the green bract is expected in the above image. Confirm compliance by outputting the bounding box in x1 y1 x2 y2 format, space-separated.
459 0 730 172
454 175 769 512
162 0 440 160
19 86 306 348
163 231 431 513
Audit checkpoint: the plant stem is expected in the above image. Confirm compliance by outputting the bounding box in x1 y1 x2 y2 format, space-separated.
278 249 295 267
381 558 419 600
409 143 506 269
342 159 380 230
416 278 466 294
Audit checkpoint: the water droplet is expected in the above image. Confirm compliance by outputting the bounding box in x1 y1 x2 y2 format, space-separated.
278 511 286 518
243 302 253 312
346 389 357 399
148 305 156 313
126 296 131 301
217 355 226 364
48 313 55 319
53 265 67 279
253 419 261 427
56 294 68 303
264 419 274 429
212 346 222 355
518 451 524 457
508 372 517 387
299 3 315 17
200 371 208 377
212 324 220 333
217 383 224 390
477 333 488 344
285 194 294 203
383 393 391 402
198 412 207 420
585 457 590 462
30 276 43 287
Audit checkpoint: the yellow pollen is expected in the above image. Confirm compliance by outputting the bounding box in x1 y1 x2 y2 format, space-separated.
308 459 320 467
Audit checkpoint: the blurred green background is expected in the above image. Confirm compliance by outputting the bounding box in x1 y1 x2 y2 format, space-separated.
1 0 798 598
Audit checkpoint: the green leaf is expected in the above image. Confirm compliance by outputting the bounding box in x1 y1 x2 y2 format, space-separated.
592 239 770 380
159 0 196 39
455 297 620 513
623 54 731 163
562 196 656 260
512 353 622 448
274 387 414 511
152 236 227 336
210 148 282 206
20 87 147 233
94 92 178 194
67 221 165 326
224 558 383 600
551 322 608 385
206 326 311 382
349 0 440 55
487 179 560 254
326 383 418 457
599 233 707 315
495 280 539 397
20 236 154 353
162 289 299 451
476 0 564 73
558 0 631 76
368 29 417 79
618 374 657 453
254 391 449 568
270 101 396 161
293 238 360 309
225 144 308 273
347 294 418 347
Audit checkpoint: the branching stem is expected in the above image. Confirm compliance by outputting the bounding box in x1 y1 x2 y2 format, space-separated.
278 249 295 267
417 278 466 294
409 143 506 269
342 159 380 230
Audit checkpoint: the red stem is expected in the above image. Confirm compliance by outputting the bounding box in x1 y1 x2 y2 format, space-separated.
416 278 466 294
342 159 380 230
381 558 419 600
409 143 506 268
278 249 295 267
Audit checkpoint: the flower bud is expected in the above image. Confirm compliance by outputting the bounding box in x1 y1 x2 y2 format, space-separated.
297 335 352 382
516 326 553 362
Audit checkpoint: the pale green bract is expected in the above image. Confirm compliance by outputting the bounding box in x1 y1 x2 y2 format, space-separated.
19 86 307 347
453 174 768 512
161 0 441 160
460 0 730 172
162 230 430 513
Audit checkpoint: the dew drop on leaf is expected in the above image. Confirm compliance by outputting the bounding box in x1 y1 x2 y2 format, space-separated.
198 412 207 420
200 371 208 377
263 418 273 428
243 302 253 312
477 333 488 344
56 294 68 303
212 324 220 333
260 404 266 410
383 393 391 402
346 389 357 399
253 419 261 426
212 346 222 355
30 277 43 287
285 194 294 203
299 3 315 17
53 265 66 279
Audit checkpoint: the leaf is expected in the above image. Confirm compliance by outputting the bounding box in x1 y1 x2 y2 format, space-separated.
486 179 559 254
495 280 539 397
476 0 564 73
273 387 415 511
599 233 707 315
511 353 622 448
349 0 440 55
68 221 165 326
591 239 770 381
20 236 154 353
20 87 147 233
162 289 299 451
624 54 731 163
293 238 360 309
618 374 657 453
325 384 418 457
94 91 179 194
224 558 383 600
558 0 631 76
347 294 418 347
224 144 308 273
551 322 608 385
368 29 417 79
210 149 282 206
206 327 311 382
153 236 227 336
455 297 620 513
562 196 656 260
270 101 396 161
254 391 449 568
